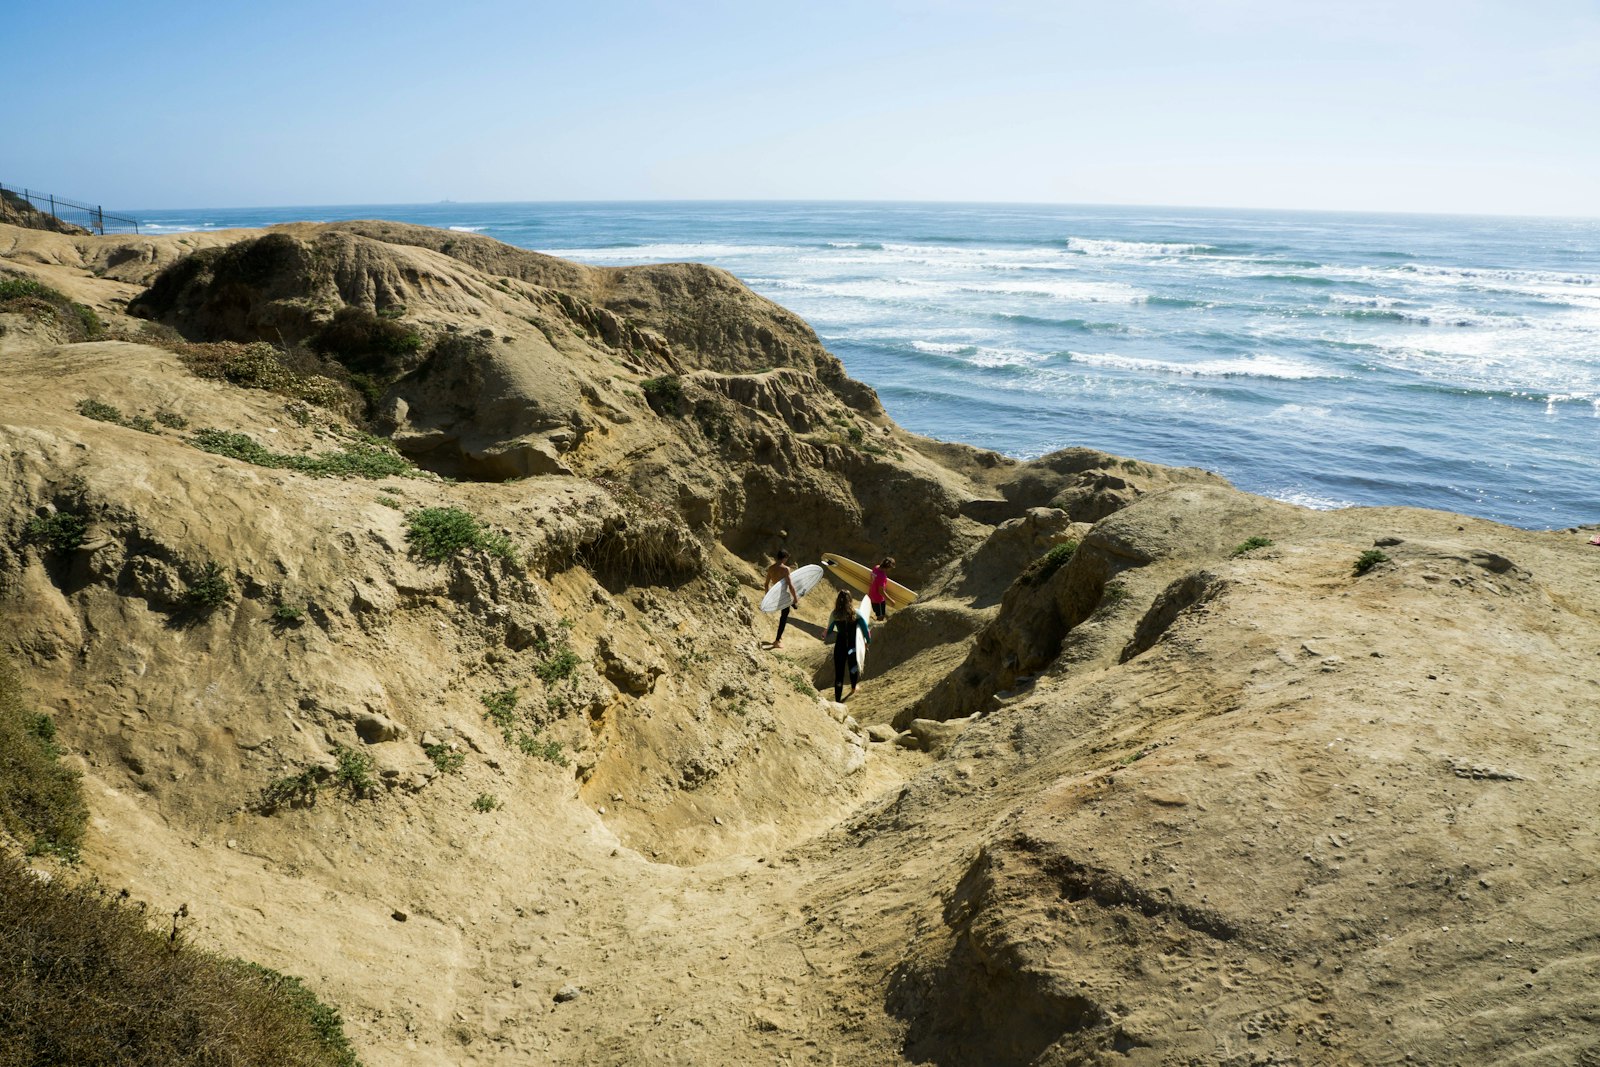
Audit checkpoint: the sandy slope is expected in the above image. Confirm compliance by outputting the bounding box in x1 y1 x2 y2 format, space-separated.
3 221 1598 1066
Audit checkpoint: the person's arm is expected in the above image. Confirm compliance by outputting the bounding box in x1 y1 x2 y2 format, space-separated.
857 616 871 645
825 617 837 641
782 565 799 603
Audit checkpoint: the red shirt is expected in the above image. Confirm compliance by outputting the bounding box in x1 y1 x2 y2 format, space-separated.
869 566 888 603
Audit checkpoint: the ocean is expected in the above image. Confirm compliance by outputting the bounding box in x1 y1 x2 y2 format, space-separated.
131 201 1599 530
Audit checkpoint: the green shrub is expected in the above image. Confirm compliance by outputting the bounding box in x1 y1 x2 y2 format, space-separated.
1353 549 1390 576
405 507 516 564
73 303 104 338
472 793 500 813
127 414 159 434
641 375 683 411
0 854 362 1066
1231 535 1274 557
0 659 87 859
271 601 305 625
76 398 124 424
535 636 581 686
183 562 232 612
423 742 465 775
1032 540 1079 583
0 276 104 340
24 512 87 554
787 670 812 695
310 306 423 376
0 277 49 301
192 428 421 480
516 731 568 766
332 745 376 799
136 331 361 418
155 411 189 429
480 688 518 740
258 768 321 812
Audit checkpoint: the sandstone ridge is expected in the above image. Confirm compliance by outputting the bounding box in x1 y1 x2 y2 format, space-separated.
3 220 1597 1066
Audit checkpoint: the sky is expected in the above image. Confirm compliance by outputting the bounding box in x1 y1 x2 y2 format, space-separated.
3 0 1597 216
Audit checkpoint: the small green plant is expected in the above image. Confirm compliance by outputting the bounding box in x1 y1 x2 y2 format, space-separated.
534 621 580 685
480 687 518 740
258 768 321 812
155 411 189 429
76 398 124 424
24 512 88 554
127 414 159 434
376 493 404 509
405 507 516 564
272 601 306 625
1353 549 1390 576
1231 535 1274 557
472 793 500 813
787 670 812 696
1099 580 1128 609
332 745 376 799
423 741 465 775
516 731 568 766
183 562 232 612
1032 540 1079 583
846 425 865 446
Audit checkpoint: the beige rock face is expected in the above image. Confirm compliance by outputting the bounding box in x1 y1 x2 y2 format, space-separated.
3 219 1598 1066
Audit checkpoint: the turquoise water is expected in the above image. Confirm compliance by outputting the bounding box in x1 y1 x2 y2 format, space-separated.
132 201 1599 529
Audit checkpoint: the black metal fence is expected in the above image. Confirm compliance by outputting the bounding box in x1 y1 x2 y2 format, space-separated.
0 182 140 235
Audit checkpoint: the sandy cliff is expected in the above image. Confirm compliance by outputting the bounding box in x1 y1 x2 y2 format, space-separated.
2 219 1597 1065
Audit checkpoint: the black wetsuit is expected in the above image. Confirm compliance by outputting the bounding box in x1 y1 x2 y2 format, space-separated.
825 610 865 701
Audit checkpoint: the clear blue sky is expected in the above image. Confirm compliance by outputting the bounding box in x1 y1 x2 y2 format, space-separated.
4 0 1597 216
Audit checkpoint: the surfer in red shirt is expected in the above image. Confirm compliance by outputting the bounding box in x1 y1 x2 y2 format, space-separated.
868 557 895 621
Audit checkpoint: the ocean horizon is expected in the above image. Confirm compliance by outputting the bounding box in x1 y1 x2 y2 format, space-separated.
126 200 1599 531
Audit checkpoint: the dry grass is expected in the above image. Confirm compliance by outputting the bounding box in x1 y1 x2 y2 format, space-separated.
0 854 359 1066
0 659 85 859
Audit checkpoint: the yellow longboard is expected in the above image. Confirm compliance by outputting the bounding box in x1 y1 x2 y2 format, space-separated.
820 553 918 611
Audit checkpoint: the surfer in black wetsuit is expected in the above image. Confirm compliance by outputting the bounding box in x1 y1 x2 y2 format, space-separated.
824 589 870 701
766 550 800 649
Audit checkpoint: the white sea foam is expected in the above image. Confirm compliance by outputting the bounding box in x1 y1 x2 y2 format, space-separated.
956 279 1147 304
1270 489 1357 511
542 242 801 261
1263 403 1335 420
910 340 1044 367
1064 351 1337 381
1065 237 1211 257
448 225 484 232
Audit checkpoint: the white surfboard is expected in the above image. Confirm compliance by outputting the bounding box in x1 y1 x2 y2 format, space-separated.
759 563 824 613
854 593 871 675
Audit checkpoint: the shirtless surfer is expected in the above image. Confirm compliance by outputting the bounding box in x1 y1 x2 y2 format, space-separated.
767 549 801 648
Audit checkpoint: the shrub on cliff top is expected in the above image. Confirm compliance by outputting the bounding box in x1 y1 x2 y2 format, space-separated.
0 853 361 1066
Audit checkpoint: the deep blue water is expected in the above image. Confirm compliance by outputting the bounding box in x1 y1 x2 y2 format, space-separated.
132 201 1599 529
